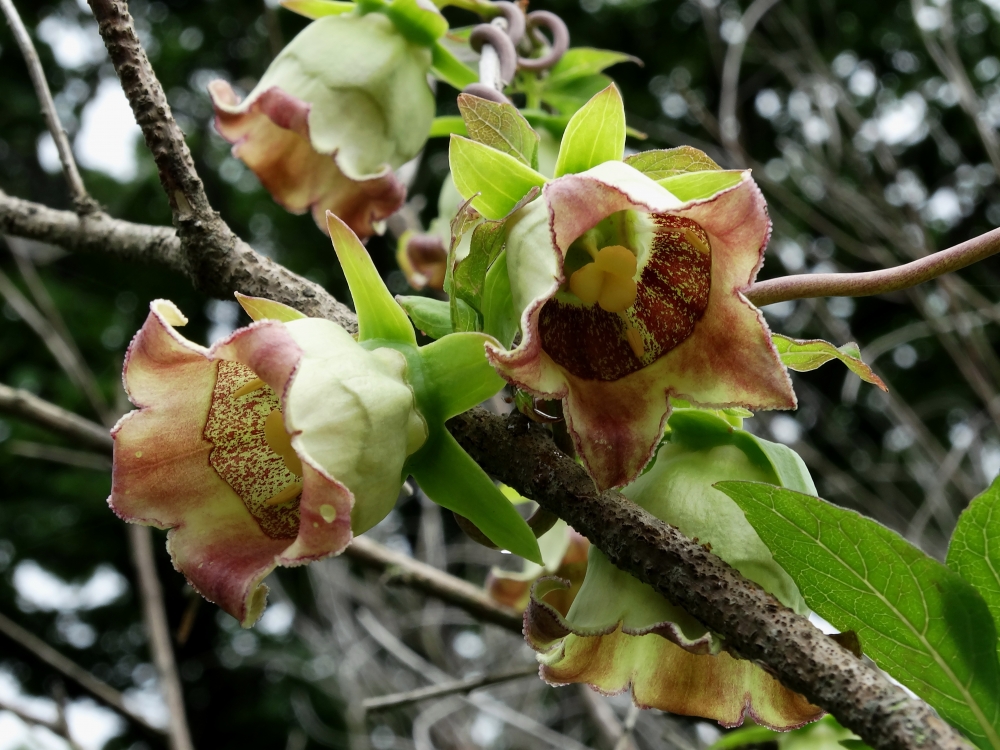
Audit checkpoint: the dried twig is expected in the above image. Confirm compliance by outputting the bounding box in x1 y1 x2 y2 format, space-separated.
0 0 96 212
362 665 538 711
0 696 83 750
0 381 111 451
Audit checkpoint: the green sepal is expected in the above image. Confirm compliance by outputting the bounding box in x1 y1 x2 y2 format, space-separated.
409 430 542 562
657 170 744 202
458 94 539 169
327 212 416 345
280 0 356 19
772 334 888 392
666 409 815 495
623 146 722 180
417 332 504 420
396 295 453 339
429 115 468 138
235 292 308 323
553 84 626 177
384 0 447 45
431 41 479 89
481 250 518 348
449 136 547 219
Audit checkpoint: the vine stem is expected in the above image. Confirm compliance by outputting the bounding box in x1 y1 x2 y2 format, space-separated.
0 0 96 213
745 225 1000 307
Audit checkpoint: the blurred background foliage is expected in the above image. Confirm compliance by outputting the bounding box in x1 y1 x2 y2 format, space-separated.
1 0 999 748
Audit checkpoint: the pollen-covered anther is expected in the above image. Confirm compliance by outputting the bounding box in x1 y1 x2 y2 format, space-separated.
264 409 303 477
568 245 638 313
680 228 710 256
264 481 304 507
231 377 266 400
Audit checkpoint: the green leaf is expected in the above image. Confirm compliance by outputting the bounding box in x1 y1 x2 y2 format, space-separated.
657 170 744 201
326 212 415 345
553 84 626 177
454 219 506 312
279 0 356 19
544 47 640 88
429 116 468 138
449 136 546 219
540 74 614 117
431 41 479 90
451 297 479 333
457 94 539 169
772 335 887 392
417 332 504 420
444 198 481 331
384 0 447 45
948 475 1000 639
623 146 722 180
396 295 453 339
706 725 782 749
717 481 1000 750
481 250 518 348
410 430 542 563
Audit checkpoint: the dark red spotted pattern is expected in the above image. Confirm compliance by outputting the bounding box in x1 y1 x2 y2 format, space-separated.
539 216 712 382
204 360 300 540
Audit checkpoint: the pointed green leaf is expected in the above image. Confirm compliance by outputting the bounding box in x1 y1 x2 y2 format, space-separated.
657 170 745 201
396 295 453 339
449 136 546 219
429 116 468 138
418 332 504 419
553 84 626 177
453 219 506 311
772 335 887 392
457 94 539 169
948 475 1000 639
544 47 641 88
624 146 722 180
541 73 615 117
326 212 415 344
411 431 542 562
280 0 356 19
384 0 447 45
431 41 479 90
717 481 1000 750
235 292 307 323
482 250 518 348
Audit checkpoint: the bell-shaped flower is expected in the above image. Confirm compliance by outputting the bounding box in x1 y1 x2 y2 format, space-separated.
209 0 442 237
449 85 794 489
524 409 823 730
111 213 541 626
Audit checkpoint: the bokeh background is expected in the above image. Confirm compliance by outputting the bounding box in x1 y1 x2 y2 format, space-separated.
2 0 1000 747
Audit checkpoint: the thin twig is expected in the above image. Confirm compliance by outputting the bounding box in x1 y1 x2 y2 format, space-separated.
0 610 166 738
6 439 111 470
744 226 1000 307
362 665 538 711
0 382 111 451
0 696 82 749
0 0 96 213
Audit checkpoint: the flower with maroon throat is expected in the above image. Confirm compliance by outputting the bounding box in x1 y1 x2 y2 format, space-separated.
525 409 824 730
110 213 541 626
209 0 443 237
449 85 795 490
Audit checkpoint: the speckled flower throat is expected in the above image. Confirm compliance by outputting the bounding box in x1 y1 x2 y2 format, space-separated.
539 215 712 382
204 360 302 540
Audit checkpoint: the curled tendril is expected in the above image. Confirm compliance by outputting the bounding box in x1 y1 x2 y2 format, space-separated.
491 1 525 46
517 10 570 72
469 23 518 84
461 82 512 104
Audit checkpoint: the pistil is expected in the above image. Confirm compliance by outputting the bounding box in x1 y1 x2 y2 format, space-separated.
568 245 638 313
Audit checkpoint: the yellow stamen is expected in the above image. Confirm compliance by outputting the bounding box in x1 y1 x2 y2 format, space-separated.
619 312 646 359
681 228 710 256
232 378 266 400
264 409 303 477
264 482 303 506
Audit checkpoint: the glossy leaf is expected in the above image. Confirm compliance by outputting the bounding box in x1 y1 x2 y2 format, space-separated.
657 170 745 201
411 431 542 563
553 84 626 177
279 0 355 18
418 332 505 420
396 295 453 339
457 94 539 169
717 481 1000 750
431 40 479 89
235 292 307 323
948 476 1000 635
326 212 415 345
624 146 722 180
544 47 641 88
449 136 546 219
773 335 887 392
